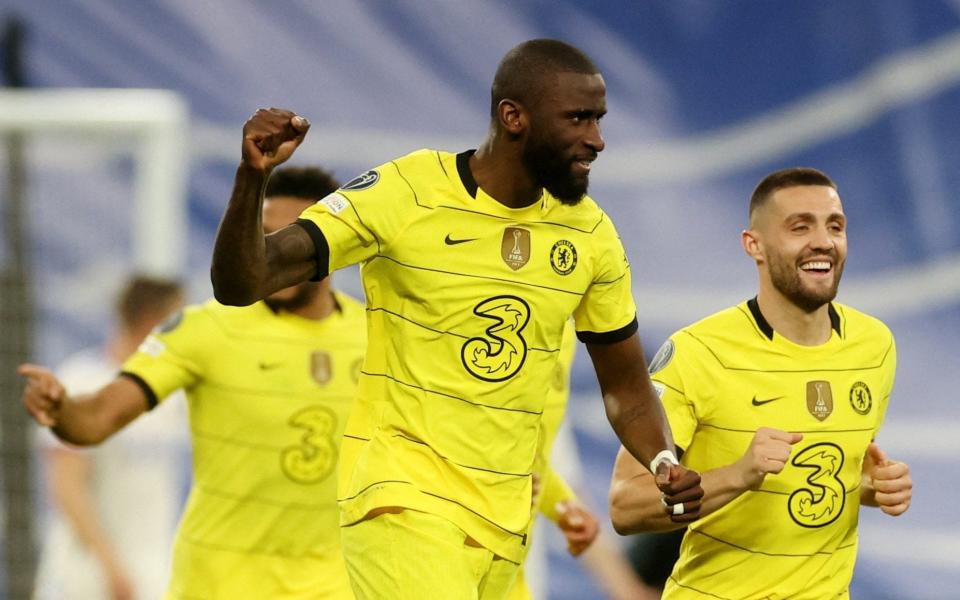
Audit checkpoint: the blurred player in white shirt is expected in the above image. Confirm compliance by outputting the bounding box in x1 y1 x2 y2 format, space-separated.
33 275 187 600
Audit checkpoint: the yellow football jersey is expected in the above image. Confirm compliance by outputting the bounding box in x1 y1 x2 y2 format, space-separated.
509 320 579 600
297 149 636 562
535 318 579 521
652 299 896 600
121 293 366 599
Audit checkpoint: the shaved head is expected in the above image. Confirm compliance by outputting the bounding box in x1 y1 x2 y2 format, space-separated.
491 39 600 118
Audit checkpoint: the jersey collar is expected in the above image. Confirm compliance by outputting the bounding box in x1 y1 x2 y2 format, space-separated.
456 149 478 198
747 296 842 341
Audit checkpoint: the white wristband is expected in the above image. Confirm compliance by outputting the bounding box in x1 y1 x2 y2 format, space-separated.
649 449 679 474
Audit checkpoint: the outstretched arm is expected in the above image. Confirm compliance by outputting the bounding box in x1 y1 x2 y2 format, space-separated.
587 334 703 516
19 364 148 446
609 427 802 534
211 108 318 305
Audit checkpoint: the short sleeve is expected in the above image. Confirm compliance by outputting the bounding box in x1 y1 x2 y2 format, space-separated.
296 160 417 277
871 333 897 439
121 307 209 405
574 217 637 344
649 335 698 452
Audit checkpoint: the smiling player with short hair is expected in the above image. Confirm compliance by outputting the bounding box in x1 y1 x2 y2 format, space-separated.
609 167 913 599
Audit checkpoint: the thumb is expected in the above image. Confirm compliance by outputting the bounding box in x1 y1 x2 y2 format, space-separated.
654 462 672 487
291 115 311 134
788 432 804 444
867 443 888 467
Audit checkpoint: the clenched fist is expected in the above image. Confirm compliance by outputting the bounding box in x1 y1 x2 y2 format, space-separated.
736 427 803 489
864 443 912 516
241 108 311 172
655 463 704 523
555 499 599 556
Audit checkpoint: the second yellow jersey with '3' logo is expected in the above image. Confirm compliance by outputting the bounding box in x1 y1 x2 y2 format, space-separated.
122 294 365 599
297 149 636 562
651 299 896 600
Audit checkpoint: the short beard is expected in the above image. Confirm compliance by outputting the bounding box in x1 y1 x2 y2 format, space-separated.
264 282 320 313
522 137 588 205
768 253 844 312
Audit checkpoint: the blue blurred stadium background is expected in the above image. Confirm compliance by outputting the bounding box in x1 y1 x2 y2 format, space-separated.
2 1 958 598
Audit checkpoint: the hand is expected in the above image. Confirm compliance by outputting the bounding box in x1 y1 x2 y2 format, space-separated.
736 427 803 489
655 463 703 523
105 562 135 600
18 364 66 427
865 443 912 516
555 499 599 557
241 108 310 172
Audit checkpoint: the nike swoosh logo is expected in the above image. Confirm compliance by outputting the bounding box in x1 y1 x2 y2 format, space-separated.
751 395 785 406
444 234 478 245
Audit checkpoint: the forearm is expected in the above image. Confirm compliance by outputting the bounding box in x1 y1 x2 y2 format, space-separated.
51 379 147 446
588 335 674 470
610 463 748 535
539 464 577 522
47 451 121 565
580 536 657 600
211 165 271 305
51 398 124 445
604 384 673 471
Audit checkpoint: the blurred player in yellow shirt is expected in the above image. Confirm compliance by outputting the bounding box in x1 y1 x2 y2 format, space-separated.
510 320 657 600
21 166 364 599
609 168 913 599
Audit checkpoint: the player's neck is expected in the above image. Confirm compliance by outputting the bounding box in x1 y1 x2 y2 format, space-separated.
472 139 542 209
755 289 833 346
290 290 337 321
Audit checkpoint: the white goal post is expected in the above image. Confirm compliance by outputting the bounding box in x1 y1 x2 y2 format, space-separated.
0 88 189 276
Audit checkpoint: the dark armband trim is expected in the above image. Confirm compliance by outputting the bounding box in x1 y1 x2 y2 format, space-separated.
576 316 638 345
294 219 331 281
119 372 159 411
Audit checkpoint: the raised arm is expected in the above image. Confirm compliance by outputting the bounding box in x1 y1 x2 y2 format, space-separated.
586 334 703 514
19 364 149 446
211 108 319 305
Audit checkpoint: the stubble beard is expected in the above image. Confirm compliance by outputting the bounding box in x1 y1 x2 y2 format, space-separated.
768 250 845 313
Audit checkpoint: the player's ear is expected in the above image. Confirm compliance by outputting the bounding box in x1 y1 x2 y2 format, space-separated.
741 229 763 262
497 98 527 136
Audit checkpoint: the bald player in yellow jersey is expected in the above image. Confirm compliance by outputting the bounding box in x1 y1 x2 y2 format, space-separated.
609 168 914 599
21 167 364 599
211 39 703 598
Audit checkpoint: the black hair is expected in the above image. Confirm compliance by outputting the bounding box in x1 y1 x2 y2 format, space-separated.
490 39 599 118
265 166 340 201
